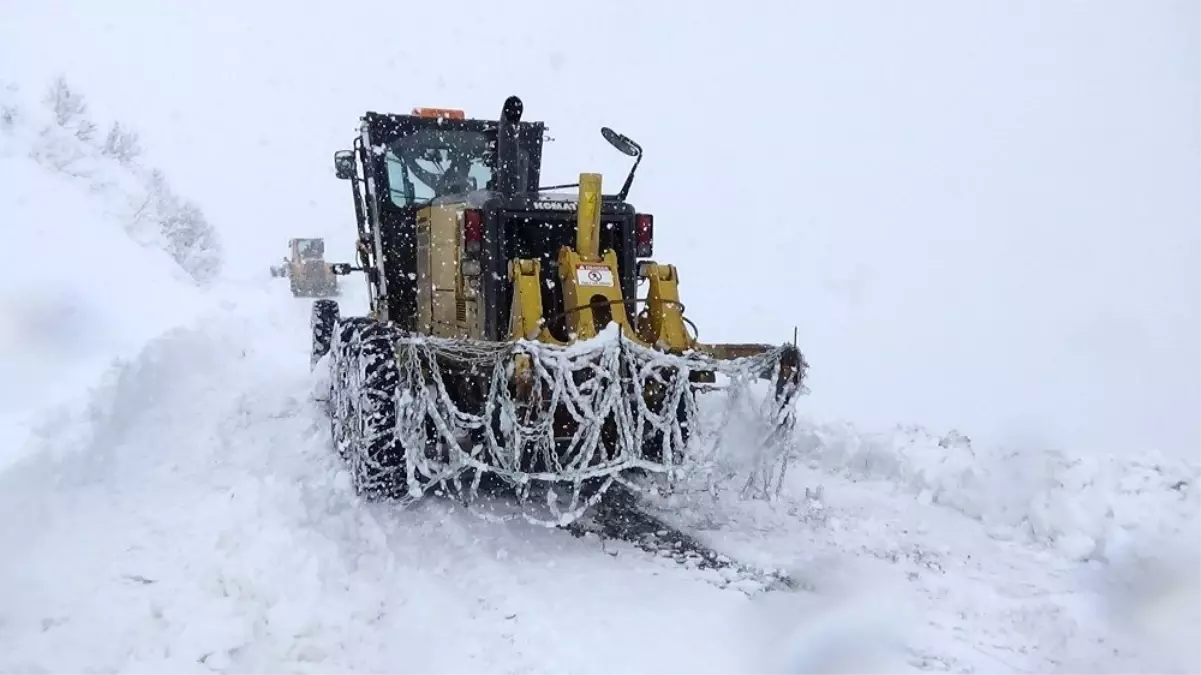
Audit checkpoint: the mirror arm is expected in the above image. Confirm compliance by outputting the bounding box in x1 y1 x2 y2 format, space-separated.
616 152 642 203
537 182 581 192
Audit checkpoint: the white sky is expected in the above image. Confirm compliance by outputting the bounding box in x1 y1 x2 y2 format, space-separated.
2 0 1197 459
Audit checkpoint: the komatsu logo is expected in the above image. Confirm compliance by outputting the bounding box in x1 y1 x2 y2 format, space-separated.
532 200 577 211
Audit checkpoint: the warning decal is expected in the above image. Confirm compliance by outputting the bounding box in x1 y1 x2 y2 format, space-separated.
576 264 614 287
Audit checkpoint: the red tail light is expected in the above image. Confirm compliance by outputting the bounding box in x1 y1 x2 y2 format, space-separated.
635 213 653 257
463 209 483 256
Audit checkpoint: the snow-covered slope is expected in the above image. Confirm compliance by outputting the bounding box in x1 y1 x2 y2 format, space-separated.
0 79 220 469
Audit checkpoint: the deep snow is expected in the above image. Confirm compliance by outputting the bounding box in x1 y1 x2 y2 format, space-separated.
0 81 214 470
2 287 1197 673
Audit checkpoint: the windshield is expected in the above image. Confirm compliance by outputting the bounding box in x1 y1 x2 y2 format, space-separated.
296 239 324 258
384 129 494 206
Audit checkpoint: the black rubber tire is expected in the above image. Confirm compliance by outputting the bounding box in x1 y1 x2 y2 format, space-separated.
332 319 405 499
310 299 340 369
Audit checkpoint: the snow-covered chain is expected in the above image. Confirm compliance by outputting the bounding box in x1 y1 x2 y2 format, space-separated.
329 322 803 527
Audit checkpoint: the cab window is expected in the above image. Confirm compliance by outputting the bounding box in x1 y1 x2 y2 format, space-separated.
384 129 495 207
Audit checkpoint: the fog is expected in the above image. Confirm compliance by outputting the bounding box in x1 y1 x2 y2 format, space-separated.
3 0 1197 459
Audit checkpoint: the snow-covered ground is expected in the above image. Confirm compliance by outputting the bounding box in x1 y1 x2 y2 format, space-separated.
2 283 1196 673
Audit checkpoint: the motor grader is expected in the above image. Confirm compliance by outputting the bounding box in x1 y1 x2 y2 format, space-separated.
269 237 340 297
312 96 806 524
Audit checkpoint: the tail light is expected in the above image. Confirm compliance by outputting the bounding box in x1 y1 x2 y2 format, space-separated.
635 213 653 257
463 209 483 256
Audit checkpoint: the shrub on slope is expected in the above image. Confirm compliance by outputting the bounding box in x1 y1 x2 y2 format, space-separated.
1 76 222 286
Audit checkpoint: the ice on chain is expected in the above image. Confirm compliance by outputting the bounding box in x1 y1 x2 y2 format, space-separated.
326 320 805 527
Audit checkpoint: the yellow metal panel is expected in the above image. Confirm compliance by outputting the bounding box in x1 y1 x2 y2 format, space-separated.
429 205 462 337
575 173 602 260
415 209 433 333
508 258 556 342
637 263 692 351
557 247 636 341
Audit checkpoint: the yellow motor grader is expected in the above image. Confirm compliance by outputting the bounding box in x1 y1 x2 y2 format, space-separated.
312 96 806 524
269 237 340 297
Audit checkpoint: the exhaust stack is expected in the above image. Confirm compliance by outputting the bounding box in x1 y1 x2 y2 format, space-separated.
496 95 524 195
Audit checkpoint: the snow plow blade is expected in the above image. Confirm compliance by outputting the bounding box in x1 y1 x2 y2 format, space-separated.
313 95 808 526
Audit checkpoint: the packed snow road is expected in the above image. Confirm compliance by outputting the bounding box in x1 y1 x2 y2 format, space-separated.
0 289 1196 673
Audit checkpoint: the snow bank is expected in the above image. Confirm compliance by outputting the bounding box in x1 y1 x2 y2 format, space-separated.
0 77 220 468
0 298 777 674
0 311 389 672
793 420 1200 562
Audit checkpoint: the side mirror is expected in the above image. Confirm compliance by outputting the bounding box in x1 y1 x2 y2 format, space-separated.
601 127 641 158
333 150 356 180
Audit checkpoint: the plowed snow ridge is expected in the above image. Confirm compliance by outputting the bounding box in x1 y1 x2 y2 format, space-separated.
0 81 209 468
0 299 801 673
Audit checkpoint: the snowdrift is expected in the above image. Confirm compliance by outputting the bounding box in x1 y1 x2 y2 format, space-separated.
0 301 786 674
6 298 1195 672
793 422 1200 563
0 78 221 467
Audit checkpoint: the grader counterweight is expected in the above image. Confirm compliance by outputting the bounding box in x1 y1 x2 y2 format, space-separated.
311 96 807 525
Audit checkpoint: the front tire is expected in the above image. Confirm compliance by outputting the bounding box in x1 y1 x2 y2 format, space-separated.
310 299 339 369
329 319 405 499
